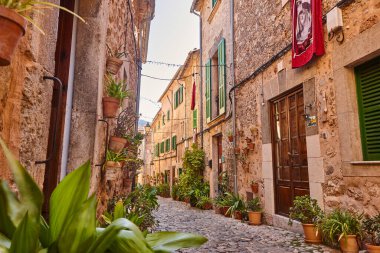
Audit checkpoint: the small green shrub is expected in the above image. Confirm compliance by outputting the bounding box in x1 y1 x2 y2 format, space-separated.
156 183 170 198
288 195 323 225
363 213 380 246
225 193 246 216
105 75 130 100
247 197 262 212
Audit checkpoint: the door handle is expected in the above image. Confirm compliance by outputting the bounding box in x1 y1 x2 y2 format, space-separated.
35 76 63 165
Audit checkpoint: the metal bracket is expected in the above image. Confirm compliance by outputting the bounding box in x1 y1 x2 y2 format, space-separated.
35 76 63 165
95 119 109 167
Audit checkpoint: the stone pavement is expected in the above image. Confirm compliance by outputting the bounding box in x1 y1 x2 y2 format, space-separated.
154 197 339 253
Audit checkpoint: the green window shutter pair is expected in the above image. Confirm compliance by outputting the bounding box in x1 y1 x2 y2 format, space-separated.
218 38 226 114
193 109 198 129
355 57 380 161
165 139 170 152
162 115 165 126
160 142 164 153
212 0 217 8
172 136 177 150
174 91 178 109
179 86 184 104
167 110 170 121
205 59 212 122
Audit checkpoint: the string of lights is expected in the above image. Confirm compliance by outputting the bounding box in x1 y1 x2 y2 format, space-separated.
141 73 198 81
145 60 232 68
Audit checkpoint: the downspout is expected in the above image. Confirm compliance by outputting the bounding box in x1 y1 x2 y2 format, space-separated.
230 0 237 194
60 0 79 180
190 9 203 149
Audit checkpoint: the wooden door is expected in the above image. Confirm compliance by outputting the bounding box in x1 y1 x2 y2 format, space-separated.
271 88 309 216
42 0 75 217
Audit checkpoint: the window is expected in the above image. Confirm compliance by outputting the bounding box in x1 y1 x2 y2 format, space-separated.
193 109 198 129
206 38 226 122
174 86 184 109
172 135 177 150
160 141 165 154
162 115 165 126
155 143 160 156
212 0 218 8
158 121 160 129
178 168 183 176
167 110 170 121
165 139 170 152
355 56 380 161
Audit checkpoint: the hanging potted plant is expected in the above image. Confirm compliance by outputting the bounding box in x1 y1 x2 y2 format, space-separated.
247 197 262 225
289 195 324 244
109 109 139 153
106 44 126 75
250 180 259 193
104 150 126 181
363 213 380 253
319 209 362 252
103 75 130 118
0 1 84 66
227 131 234 142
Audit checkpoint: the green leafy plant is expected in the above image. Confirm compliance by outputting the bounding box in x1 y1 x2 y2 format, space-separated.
156 183 170 198
106 44 127 59
105 75 130 100
171 183 179 200
0 138 207 252
0 0 85 34
225 193 246 216
247 197 262 212
288 195 324 225
106 150 126 163
196 196 213 210
363 213 380 246
183 144 205 175
319 209 363 247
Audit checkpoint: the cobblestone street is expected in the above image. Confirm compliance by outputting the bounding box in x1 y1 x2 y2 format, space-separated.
154 197 338 253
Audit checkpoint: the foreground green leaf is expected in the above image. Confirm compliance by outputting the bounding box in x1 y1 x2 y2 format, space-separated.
9 213 39 253
0 182 16 238
147 231 208 253
49 161 91 242
0 232 10 249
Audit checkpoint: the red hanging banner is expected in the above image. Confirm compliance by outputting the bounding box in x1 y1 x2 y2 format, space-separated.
292 0 325 68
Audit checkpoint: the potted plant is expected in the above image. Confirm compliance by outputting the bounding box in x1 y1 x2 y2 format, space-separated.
247 197 262 225
214 193 232 217
227 131 234 142
363 213 380 252
103 75 130 118
196 196 213 210
289 196 324 244
0 1 84 66
250 180 259 193
106 44 126 74
319 209 362 252
225 193 245 220
104 150 126 181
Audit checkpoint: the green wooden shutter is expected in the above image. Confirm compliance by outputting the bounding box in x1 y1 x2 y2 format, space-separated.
355 57 380 161
218 38 226 114
160 142 164 153
172 135 177 150
212 0 217 8
167 110 170 121
193 109 198 129
179 86 184 104
206 59 212 122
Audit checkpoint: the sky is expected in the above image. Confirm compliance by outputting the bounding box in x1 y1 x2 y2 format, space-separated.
139 0 199 123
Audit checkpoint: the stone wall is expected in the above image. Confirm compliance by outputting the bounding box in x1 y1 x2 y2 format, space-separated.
0 1 60 188
233 0 380 220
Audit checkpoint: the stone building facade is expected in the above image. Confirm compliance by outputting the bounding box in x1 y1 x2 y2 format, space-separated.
147 50 200 186
0 0 155 214
232 0 380 226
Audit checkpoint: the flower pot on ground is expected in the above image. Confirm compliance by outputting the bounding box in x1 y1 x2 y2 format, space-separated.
0 7 26 66
196 196 213 210
250 181 259 193
319 209 362 252
234 211 243 220
222 206 230 217
289 195 324 244
363 213 380 252
339 235 359 253
109 136 128 153
247 197 262 225
225 193 245 220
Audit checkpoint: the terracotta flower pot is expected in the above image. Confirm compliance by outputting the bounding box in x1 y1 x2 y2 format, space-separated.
248 211 262 225
251 183 259 193
0 7 27 66
228 135 234 142
184 197 190 204
203 203 213 210
105 162 122 181
339 235 359 253
302 224 322 244
215 206 221 214
366 243 380 253
102 97 120 118
221 206 230 217
234 211 243 220
106 57 123 75
109 136 128 153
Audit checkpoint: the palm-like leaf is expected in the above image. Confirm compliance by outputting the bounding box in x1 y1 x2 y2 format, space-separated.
147 232 208 253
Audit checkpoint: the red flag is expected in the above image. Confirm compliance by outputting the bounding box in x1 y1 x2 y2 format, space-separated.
292 0 324 68
191 81 196 110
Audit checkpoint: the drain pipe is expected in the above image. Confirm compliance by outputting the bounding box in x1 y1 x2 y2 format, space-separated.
60 0 79 180
230 0 237 195
190 7 203 149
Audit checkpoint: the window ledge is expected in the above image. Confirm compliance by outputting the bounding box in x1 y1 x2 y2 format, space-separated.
350 161 380 165
208 0 221 23
343 161 380 177
207 113 226 126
